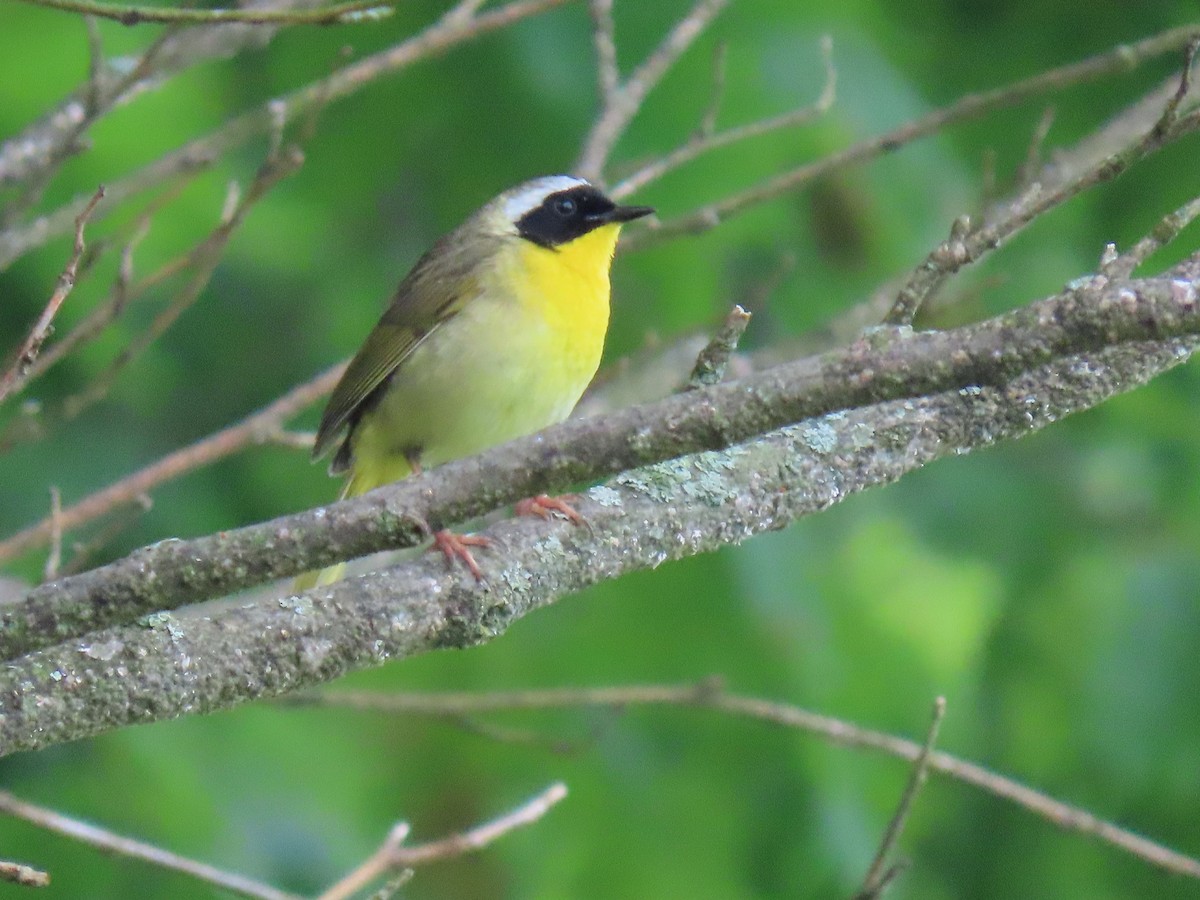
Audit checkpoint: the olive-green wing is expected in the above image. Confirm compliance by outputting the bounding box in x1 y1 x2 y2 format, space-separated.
311 232 492 461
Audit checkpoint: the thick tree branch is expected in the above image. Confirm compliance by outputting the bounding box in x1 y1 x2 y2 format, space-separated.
0 260 1196 754
2 263 1199 663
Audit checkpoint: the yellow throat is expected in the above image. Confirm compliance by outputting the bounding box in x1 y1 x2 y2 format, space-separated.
298 176 652 587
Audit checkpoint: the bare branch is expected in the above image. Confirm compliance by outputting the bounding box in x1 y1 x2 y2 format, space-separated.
57 493 153 577
4 260 1200 658
13 0 396 26
318 783 568 899
43 487 63 582
575 0 730 181
0 362 344 568
2 261 1199 763
0 186 104 405
587 0 618 102
855 697 946 899
59 147 304 421
19 176 194 389
610 34 836 200
1015 104 1056 190
624 23 1200 251
317 824 411 900
884 52 1200 326
0 790 299 900
0 0 572 269
291 683 1200 881
1109 191 1200 278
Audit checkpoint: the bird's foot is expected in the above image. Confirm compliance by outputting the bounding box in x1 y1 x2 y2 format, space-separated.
431 529 491 581
515 494 586 527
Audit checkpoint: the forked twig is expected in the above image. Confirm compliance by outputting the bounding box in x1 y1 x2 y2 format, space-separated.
0 0 571 270
611 35 836 200
317 783 568 900
625 24 1200 252
0 186 104 405
855 697 946 899
883 42 1200 325
60 149 304 423
292 683 1200 880
575 0 731 181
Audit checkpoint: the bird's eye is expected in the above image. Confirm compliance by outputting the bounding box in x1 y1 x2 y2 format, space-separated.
553 197 577 217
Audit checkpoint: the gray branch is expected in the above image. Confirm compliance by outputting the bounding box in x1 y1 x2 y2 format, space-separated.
5 261 1200 663
0 258 1197 756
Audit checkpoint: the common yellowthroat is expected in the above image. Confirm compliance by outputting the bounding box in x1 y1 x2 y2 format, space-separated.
299 175 653 586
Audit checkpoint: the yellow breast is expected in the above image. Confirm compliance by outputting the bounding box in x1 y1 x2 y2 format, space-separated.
504 221 619 380
351 223 618 481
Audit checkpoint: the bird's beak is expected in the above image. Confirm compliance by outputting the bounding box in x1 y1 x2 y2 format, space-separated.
600 204 655 224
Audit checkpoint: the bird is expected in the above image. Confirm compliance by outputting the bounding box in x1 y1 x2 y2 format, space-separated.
297 175 654 587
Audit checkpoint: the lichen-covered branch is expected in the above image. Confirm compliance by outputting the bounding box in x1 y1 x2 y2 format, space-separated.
0 271 1195 754
2 262 1198 665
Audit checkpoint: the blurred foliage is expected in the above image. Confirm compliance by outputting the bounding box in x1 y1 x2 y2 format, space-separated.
2 0 1200 897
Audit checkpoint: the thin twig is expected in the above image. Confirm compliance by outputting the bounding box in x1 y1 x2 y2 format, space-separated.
624 24 1200 251
698 41 728 136
0 859 50 887
0 186 104 405
1016 105 1056 190
611 35 836 200
1149 37 1199 139
686 304 751 389
0 791 298 900
61 148 304 422
82 16 104 115
395 782 568 865
587 0 618 101
0 362 343 566
317 783 568 900
575 0 731 181
0 28 177 228
318 824 410 900
0 0 571 270
14 0 395 26
855 697 946 900
43 488 63 582
291 683 1200 880
883 53 1200 326
1109 191 1200 278
57 493 153 577
366 869 413 900
19 177 188 391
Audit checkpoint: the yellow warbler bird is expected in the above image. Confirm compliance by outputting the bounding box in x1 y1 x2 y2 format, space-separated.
299 176 653 586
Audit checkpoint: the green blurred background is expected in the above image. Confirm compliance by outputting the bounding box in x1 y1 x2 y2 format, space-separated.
2 1 1199 897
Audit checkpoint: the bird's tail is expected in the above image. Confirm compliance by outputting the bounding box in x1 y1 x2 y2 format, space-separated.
292 457 410 590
